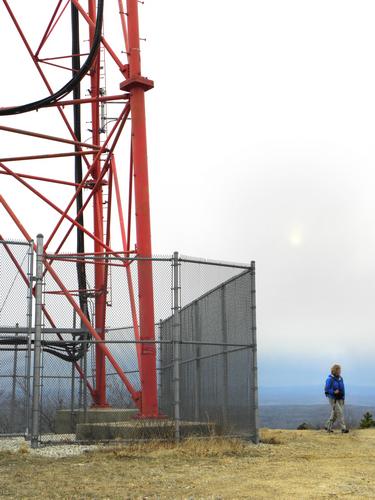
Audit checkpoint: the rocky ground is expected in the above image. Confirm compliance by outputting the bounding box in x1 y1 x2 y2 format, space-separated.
0 436 100 458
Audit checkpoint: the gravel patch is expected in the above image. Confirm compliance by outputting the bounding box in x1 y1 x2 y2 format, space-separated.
0 436 101 458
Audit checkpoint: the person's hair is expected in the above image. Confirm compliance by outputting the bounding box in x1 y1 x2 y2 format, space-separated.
331 364 341 376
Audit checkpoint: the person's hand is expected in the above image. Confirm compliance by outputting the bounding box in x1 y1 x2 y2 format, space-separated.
334 389 340 394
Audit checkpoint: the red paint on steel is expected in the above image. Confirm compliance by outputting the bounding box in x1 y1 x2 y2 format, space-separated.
0 124 100 150
0 171 80 187
89 0 107 407
126 0 158 417
0 150 98 163
112 157 142 369
44 93 129 107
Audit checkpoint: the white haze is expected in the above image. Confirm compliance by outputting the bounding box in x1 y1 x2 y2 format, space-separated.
1 1 375 386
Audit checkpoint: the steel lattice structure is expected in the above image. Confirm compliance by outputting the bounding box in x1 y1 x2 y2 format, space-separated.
0 1 159 417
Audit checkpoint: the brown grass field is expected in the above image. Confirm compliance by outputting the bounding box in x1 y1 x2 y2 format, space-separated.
1 428 375 499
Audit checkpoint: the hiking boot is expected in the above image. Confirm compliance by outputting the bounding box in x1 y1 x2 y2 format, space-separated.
342 429 349 434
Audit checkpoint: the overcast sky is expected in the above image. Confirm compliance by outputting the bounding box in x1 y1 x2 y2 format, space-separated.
2 1 375 388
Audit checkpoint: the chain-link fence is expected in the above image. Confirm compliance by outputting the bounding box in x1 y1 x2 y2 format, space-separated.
0 240 258 446
160 258 258 441
0 240 33 437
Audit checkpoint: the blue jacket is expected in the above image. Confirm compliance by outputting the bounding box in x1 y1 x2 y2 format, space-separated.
325 374 345 400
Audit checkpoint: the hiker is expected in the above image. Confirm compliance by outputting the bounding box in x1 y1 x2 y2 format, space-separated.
324 364 349 433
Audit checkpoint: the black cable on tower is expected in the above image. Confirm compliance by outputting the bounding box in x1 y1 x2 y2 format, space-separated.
0 0 104 115
71 3 90 323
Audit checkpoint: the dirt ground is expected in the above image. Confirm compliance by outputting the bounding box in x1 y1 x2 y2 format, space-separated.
1 429 375 499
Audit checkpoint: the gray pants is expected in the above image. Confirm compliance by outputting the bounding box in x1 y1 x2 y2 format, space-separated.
326 399 346 430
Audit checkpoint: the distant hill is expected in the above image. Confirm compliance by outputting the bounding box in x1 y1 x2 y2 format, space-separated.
259 404 375 429
259 385 375 406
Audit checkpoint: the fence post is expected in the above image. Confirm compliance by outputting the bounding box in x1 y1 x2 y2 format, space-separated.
221 287 229 429
25 240 34 439
250 261 259 444
10 325 19 432
70 311 77 432
83 341 88 423
157 319 162 412
31 234 44 449
172 251 181 441
194 302 201 421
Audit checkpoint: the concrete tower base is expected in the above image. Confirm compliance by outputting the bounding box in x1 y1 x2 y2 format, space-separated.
55 408 138 434
76 419 218 441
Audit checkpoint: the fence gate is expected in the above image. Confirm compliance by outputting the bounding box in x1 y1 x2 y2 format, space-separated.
0 239 34 437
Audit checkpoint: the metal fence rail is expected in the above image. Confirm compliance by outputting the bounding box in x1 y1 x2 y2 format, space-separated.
0 241 259 446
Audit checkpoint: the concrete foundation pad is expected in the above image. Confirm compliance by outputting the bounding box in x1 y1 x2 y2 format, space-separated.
76 419 218 441
55 408 138 434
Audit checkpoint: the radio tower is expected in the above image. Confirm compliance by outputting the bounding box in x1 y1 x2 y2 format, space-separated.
0 1 159 417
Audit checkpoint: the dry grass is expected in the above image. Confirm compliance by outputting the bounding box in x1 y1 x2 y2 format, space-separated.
1 429 375 499
103 436 257 459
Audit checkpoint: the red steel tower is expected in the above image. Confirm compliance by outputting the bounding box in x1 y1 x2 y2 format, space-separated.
0 1 159 416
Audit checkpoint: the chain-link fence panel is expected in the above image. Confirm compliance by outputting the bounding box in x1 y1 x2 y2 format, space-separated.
37 254 174 443
0 240 33 436
160 258 258 443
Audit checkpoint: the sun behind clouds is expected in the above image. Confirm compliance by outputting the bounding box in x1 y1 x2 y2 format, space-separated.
289 227 303 247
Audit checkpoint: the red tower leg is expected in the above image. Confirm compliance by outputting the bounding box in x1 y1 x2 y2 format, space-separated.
123 0 158 417
89 0 107 407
